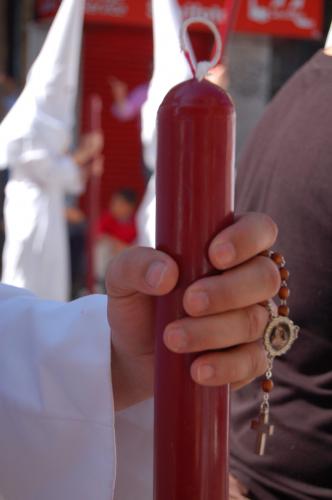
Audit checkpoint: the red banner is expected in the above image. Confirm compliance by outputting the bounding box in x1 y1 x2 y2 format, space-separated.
35 0 323 40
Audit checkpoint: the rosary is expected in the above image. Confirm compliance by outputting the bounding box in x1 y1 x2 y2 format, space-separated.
251 251 300 456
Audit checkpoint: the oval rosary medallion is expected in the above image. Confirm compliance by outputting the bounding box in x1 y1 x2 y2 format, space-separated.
264 316 300 358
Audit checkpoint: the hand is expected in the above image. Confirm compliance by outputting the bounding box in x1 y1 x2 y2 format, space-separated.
108 76 128 103
65 206 85 224
90 154 104 177
229 474 250 500
81 131 104 158
72 131 104 166
107 213 280 411
205 63 229 90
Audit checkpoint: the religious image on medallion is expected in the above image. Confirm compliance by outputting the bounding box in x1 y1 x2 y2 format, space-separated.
264 316 299 358
271 324 290 351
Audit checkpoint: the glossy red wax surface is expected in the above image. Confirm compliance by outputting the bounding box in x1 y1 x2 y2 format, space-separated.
154 79 235 500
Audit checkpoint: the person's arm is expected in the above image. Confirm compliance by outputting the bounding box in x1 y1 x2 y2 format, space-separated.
110 78 148 121
13 131 103 195
12 148 83 193
0 285 115 500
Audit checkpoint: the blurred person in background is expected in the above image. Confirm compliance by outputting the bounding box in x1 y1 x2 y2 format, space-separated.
0 0 99 301
95 188 137 291
109 76 149 122
109 76 151 183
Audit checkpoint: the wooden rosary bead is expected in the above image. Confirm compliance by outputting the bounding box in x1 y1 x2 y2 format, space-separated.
271 252 284 266
279 286 290 300
262 379 274 393
260 250 270 257
279 267 290 281
278 305 290 317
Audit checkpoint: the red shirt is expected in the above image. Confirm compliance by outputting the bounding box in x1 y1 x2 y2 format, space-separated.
98 212 137 244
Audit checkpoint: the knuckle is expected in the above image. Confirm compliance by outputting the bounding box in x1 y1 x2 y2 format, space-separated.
262 258 281 296
225 361 240 385
246 343 266 379
245 305 266 342
259 349 269 374
105 248 134 297
105 257 118 293
261 214 279 244
247 348 259 379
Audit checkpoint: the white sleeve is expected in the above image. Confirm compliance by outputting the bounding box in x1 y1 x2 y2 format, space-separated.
14 149 84 194
114 399 154 500
0 285 115 500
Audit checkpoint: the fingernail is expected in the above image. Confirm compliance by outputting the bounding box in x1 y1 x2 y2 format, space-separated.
145 261 167 288
197 364 215 382
187 290 209 313
164 327 187 352
213 241 236 267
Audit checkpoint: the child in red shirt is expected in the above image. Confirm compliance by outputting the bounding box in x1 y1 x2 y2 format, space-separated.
98 189 137 249
95 189 137 287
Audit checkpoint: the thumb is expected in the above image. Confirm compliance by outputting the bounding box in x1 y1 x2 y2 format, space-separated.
106 246 178 356
106 246 178 298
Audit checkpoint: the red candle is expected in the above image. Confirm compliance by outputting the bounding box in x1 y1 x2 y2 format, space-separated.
154 78 235 499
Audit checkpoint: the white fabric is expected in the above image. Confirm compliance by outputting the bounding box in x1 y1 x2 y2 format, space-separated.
0 285 115 499
137 0 191 247
0 284 155 500
2 153 83 301
0 0 85 300
114 399 154 499
0 0 85 166
136 174 156 248
140 0 191 172
325 21 332 49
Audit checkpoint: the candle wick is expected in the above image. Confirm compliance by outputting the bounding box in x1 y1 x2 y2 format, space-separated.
180 17 222 82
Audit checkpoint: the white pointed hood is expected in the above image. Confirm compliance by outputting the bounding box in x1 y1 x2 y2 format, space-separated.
325 20 332 49
140 0 191 171
0 0 86 168
137 0 192 248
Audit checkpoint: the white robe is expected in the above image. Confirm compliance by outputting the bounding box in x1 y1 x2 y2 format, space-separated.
0 284 153 500
0 0 86 302
2 150 83 301
136 174 156 248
